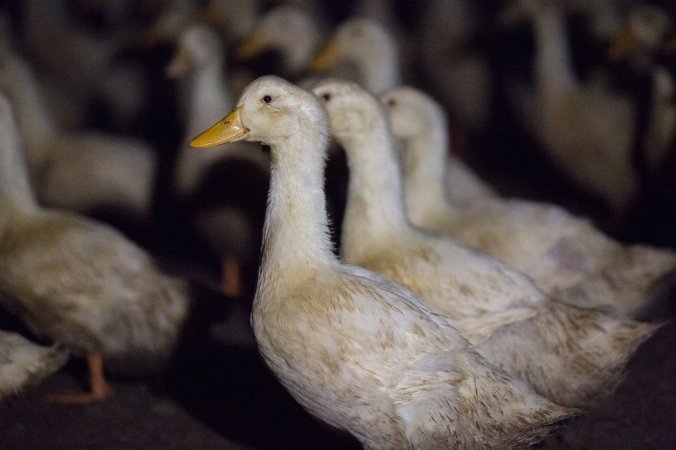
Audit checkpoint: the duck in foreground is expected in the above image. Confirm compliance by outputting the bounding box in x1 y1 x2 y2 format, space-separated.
0 329 68 401
0 94 190 404
190 75 575 449
312 78 659 408
382 86 676 319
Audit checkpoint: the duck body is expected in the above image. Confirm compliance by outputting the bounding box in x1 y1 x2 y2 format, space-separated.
0 329 68 400
383 86 676 318
190 75 574 448
314 78 658 407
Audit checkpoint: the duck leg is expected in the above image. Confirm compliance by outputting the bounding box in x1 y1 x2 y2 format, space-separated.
48 352 112 404
221 255 243 298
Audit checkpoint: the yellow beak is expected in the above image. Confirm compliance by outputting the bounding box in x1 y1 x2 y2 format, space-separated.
309 40 340 72
609 25 637 61
190 106 250 148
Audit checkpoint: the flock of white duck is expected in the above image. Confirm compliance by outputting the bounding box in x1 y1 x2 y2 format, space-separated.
1 0 675 447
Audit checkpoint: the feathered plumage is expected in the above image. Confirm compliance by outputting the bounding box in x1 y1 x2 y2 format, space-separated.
189 75 575 448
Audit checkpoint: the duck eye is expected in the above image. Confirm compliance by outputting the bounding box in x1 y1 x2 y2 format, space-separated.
387 98 396 107
263 95 272 104
322 93 331 102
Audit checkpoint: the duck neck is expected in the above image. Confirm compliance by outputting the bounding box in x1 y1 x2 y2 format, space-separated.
340 116 409 262
2 66 57 166
259 127 336 291
403 122 456 224
532 3 577 97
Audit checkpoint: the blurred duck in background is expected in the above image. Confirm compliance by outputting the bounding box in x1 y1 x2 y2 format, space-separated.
310 16 400 94
0 93 190 404
236 5 325 80
502 0 641 222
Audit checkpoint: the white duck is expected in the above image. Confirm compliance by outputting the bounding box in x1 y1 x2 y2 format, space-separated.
310 17 400 94
313 78 658 407
382 85 676 318
0 93 189 404
503 0 639 219
237 5 323 78
0 329 68 401
167 24 269 297
0 54 156 222
189 75 575 449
